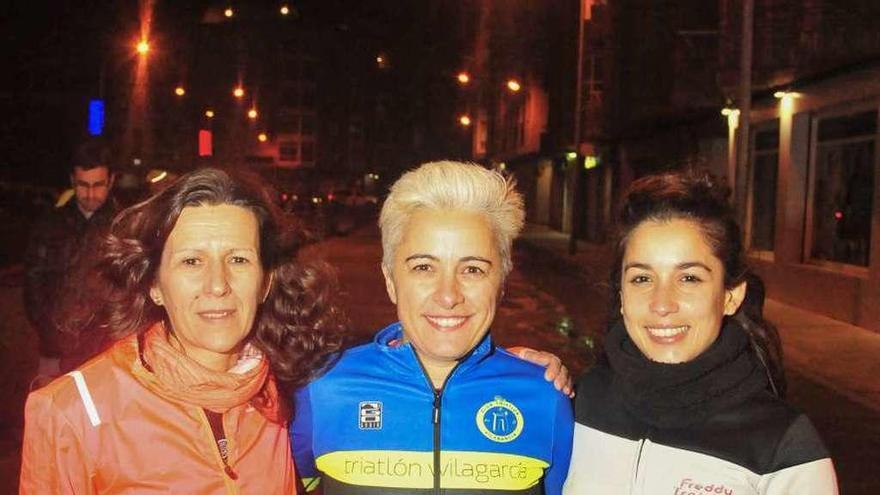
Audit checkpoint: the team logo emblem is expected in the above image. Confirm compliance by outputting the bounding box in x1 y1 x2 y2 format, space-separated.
359 401 382 430
476 396 523 443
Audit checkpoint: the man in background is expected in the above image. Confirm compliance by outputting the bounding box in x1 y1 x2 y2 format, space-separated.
24 140 116 386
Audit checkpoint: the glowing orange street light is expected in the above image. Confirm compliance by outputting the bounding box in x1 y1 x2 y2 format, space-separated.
506 79 521 93
205 109 215 118
459 115 472 127
376 53 388 69
233 86 245 98
280 5 290 15
136 39 150 55
457 72 471 85
224 7 234 18
257 132 268 142
247 108 258 119
174 86 186 96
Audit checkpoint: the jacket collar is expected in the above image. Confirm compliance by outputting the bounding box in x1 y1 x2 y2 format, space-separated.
116 323 283 421
372 322 495 379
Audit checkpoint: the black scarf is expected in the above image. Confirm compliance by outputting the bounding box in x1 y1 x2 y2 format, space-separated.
604 319 768 429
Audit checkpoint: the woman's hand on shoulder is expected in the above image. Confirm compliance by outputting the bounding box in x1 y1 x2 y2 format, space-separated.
508 346 574 398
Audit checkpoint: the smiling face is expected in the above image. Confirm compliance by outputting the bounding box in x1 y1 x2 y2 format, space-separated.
382 208 502 386
150 204 269 371
620 218 746 364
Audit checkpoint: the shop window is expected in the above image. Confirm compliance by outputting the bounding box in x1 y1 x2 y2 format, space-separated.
809 109 876 267
749 122 779 252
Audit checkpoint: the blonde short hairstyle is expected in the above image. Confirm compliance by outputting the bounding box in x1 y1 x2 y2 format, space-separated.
379 160 525 276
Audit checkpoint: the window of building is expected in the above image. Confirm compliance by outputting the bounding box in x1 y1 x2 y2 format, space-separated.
301 141 315 163
749 121 779 252
302 59 318 80
277 111 300 134
281 85 300 107
279 141 298 162
302 114 315 136
808 109 876 267
302 84 316 109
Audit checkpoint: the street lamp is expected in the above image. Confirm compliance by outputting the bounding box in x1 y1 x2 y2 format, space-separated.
774 91 801 113
457 72 471 85
224 7 234 18
459 115 472 127
506 79 521 93
376 53 388 69
233 86 245 98
205 109 215 118
247 108 258 119
257 132 268 142
174 86 186 96
280 4 290 15
721 107 740 129
136 39 150 56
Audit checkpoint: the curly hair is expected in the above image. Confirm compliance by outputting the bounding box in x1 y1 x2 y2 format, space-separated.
608 169 786 397
379 161 525 277
58 167 346 394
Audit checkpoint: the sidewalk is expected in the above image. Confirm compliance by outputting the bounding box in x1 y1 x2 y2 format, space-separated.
519 224 880 413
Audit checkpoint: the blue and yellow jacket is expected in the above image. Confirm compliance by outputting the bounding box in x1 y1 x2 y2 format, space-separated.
291 323 574 494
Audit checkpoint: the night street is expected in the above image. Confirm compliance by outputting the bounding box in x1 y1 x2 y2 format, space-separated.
3 1 880 493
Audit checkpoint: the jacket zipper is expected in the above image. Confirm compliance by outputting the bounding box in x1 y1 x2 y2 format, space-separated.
138 338 240 486
203 408 239 481
137 340 238 481
412 348 463 495
632 439 645 494
431 389 442 495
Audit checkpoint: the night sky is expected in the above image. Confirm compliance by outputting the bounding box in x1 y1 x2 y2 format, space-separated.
0 0 463 187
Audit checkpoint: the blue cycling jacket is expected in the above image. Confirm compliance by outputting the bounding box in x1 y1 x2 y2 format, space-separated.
291 322 574 494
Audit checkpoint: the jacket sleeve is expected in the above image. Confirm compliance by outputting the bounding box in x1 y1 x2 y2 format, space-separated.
19 390 95 495
757 414 839 494
290 385 321 492
543 391 574 495
22 218 54 330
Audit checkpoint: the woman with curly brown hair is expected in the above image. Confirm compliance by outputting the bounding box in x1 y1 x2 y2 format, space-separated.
19 167 346 494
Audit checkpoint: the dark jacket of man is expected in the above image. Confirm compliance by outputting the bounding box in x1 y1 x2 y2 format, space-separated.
23 199 116 359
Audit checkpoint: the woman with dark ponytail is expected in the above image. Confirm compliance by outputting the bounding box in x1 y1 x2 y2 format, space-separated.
563 170 837 494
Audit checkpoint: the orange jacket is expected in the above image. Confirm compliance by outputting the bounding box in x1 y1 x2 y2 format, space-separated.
19 331 296 494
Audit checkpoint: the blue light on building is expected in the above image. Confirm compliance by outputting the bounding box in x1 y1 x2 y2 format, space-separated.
88 99 105 136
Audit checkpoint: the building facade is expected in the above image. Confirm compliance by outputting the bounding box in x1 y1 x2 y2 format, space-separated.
721 0 880 331
467 0 880 332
